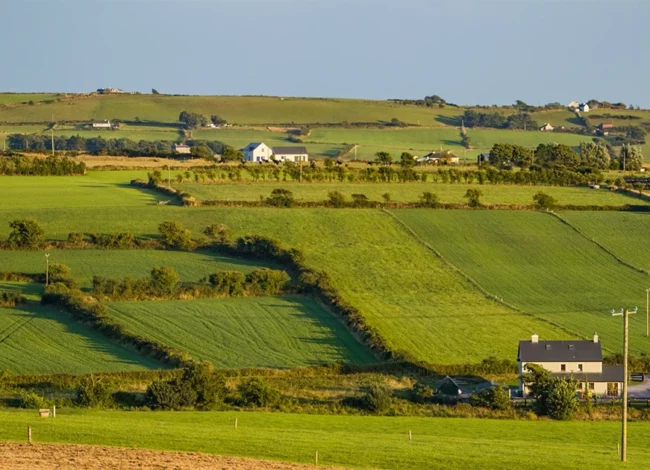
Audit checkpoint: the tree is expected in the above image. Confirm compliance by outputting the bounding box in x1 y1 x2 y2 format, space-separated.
365 382 392 413
533 191 557 210
327 191 346 208
619 144 644 171
535 144 581 169
579 142 610 170
151 89 160 95
469 386 511 410
181 361 227 410
7 219 45 249
489 143 514 167
400 152 415 168
210 115 227 126
178 111 208 129
149 266 180 295
524 363 579 420
419 192 440 207
464 189 483 208
238 377 279 407
266 188 294 207
374 151 392 165
190 145 214 161
158 221 193 249
221 146 243 162
203 224 232 244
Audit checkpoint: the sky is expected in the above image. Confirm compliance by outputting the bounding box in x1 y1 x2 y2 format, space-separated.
1 0 649 106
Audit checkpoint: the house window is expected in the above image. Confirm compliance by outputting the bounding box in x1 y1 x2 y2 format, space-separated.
577 382 583 390
578 364 583 372
561 364 566 372
589 383 595 390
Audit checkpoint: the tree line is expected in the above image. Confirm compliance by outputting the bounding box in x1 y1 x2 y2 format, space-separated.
0 155 86 176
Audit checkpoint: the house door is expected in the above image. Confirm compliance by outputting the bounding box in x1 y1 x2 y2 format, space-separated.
607 382 619 396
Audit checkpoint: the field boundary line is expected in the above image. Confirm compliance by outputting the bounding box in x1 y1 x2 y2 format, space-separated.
381 208 585 340
549 211 649 275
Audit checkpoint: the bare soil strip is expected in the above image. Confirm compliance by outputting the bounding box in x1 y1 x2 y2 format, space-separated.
0 443 337 470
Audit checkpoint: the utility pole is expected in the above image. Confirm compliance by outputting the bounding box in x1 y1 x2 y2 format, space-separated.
646 289 649 337
51 114 55 155
45 253 50 286
610 306 637 463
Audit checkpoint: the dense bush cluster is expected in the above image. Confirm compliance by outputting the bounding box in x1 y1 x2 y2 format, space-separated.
0 291 27 307
0 155 86 176
462 110 538 130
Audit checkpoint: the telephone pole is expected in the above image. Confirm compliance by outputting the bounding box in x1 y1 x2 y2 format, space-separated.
646 289 649 337
45 253 50 286
51 114 55 155
610 306 637 463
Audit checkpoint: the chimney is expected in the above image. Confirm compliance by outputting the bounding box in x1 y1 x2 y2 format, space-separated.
531 334 539 344
593 333 599 343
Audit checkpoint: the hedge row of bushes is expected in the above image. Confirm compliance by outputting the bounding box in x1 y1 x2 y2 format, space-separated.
91 267 291 301
0 291 27 307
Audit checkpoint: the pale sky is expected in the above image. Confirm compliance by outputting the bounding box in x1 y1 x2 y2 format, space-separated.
1 0 648 106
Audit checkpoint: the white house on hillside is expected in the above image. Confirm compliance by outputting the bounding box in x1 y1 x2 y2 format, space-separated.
518 334 624 397
242 142 274 162
92 120 112 129
579 103 590 113
539 123 554 132
173 143 191 154
272 146 309 163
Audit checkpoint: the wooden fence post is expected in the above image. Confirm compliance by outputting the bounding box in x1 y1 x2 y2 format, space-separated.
617 442 620 456
409 430 412 441
28 426 32 444
52 405 56 418
315 450 318 466
234 418 238 430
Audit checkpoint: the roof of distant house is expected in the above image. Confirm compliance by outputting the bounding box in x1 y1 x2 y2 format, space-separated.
92 120 110 124
272 146 308 155
518 340 602 362
245 142 264 151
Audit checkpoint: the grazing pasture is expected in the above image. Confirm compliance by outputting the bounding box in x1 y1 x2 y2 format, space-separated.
0 93 61 106
0 250 274 288
0 302 161 375
107 296 375 368
175 181 643 206
1 410 649 469
391 209 650 356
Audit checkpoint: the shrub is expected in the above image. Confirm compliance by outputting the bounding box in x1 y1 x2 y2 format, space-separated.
67 232 85 245
327 191 346 208
546 379 579 420
181 362 227 410
238 377 279 407
7 219 45 249
158 221 193 249
0 291 27 307
19 391 49 409
146 377 197 410
208 271 246 296
533 191 557 210
351 194 370 207
411 382 434 403
469 386 511 410
203 224 232 244
76 376 114 408
49 263 71 283
245 269 290 296
266 188 294 207
149 266 180 296
419 192 440 207
365 382 392 413
464 189 483 207
382 193 391 203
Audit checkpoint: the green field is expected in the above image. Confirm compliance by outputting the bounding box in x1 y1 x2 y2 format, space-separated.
1 410 649 469
52 128 180 142
0 94 460 125
107 296 375 368
0 250 273 288
390 210 650 356
175 181 644 206
0 93 61 106
0 302 160 374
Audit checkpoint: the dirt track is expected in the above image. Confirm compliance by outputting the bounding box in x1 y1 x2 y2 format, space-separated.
0 443 337 470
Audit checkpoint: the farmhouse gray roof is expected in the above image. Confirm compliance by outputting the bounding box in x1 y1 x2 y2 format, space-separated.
518 340 602 363
551 365 624 383
272 146 308 155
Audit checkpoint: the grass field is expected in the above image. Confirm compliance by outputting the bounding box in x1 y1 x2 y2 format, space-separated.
1 410 649 469
0 250 274 288
390 210 650 356
107 296 375 368
52 128 181 142
0 94 461 125
175 181 644 206
0 93 61 106
0 302 160 374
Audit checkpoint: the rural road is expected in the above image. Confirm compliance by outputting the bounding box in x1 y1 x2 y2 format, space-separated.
628 378 650 398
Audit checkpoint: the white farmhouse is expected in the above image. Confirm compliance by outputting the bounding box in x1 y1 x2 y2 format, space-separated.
173 143 191 154
242 142 274 162
272 146 309 163
579 103 590 113
92 120 112 129
518 334 624 397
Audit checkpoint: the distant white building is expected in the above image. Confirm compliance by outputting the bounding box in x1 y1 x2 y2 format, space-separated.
539 123 554 132
272 146 309 163
173 143 191 154
92 120 112 129
567 101 579 110
579 103 590 113
242 142 274 162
